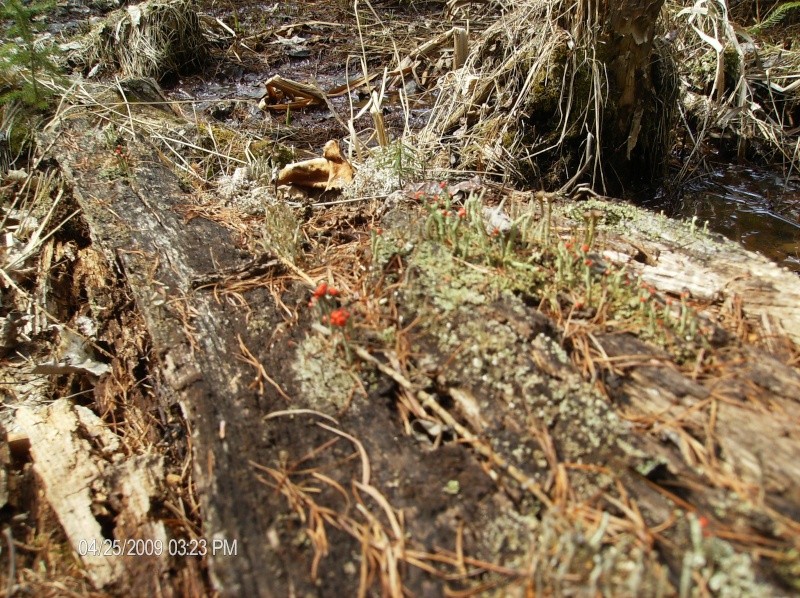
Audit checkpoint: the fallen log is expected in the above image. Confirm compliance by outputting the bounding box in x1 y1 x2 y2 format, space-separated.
40 84 800 596
16 399 167 590
48 104 291 595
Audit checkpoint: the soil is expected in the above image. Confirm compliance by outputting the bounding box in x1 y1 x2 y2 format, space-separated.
170 0 443 156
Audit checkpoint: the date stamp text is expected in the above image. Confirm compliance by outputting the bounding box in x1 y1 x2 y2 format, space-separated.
77 537 237 558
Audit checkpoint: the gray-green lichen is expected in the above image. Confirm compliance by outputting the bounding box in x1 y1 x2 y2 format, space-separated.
680 514 772 597
560 197 727 261
565 198 640 226
292 333 358 415
408 242 491 311
259 202 301 261
481 509 670 596
401 237 643 488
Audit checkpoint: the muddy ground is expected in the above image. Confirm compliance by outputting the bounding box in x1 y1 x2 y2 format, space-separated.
2 0 800 597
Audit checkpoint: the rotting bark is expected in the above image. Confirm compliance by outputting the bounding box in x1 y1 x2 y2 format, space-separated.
591 198 800 346
40 90 800 595
48 110 291 595
582 0 675 187
16 399 168 591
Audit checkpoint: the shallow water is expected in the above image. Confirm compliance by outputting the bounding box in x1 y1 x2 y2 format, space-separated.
650 166 800 273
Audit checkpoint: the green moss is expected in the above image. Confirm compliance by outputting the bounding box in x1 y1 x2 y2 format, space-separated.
519 44 594 169
723 48 741 91
528 43 568 118
266 142 295 170
199 125 245 156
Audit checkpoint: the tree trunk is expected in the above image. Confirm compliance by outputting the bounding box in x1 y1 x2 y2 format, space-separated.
577 0 675 190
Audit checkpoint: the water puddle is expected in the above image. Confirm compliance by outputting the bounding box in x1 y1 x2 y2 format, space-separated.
651 166 800 273
164 0 442 152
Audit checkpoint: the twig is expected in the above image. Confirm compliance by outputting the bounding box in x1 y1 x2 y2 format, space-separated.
4 526 16 596
316 422 371 487
263 409 339 425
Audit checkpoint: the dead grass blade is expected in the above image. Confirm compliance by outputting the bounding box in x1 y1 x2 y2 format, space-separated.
236 334 292 401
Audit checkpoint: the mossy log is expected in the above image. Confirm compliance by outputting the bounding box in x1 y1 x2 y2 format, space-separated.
45 97 800 595
49 122 290 595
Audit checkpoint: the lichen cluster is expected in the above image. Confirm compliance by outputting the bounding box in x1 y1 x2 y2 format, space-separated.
286 168 787 596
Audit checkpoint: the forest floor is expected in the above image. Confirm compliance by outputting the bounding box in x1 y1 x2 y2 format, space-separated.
1 0 800 596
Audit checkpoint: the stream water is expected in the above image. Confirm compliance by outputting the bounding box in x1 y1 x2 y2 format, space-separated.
646 165 800 273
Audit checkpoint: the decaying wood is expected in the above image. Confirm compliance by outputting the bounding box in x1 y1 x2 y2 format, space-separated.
276 140 354 191
259 74 328 111
594 332 800 544
16 399 168 591
0 430 9 512
604 221 800 345
453 27 468 70
43 91 800 596
49 112 290 595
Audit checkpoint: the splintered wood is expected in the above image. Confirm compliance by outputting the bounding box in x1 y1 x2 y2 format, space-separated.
16 400 168 590
277 140 354 191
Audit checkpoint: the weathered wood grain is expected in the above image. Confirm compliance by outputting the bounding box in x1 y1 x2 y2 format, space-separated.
16 399 168 591
50 112 287 596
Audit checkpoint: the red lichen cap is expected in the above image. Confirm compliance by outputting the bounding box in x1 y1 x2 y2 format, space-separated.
329 308 350 327
313 282 328 298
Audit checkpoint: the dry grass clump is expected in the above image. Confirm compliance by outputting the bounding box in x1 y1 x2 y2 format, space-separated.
667 0 800 176
421 0 800 189
421 0 677 191
422 1 577 186
48 77 273 193
81 0 208 80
